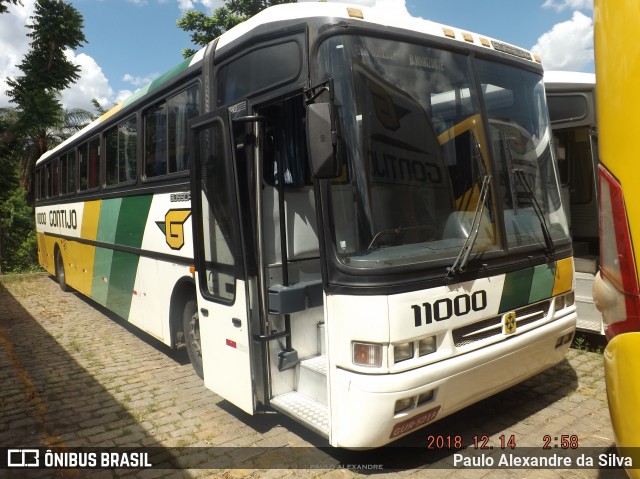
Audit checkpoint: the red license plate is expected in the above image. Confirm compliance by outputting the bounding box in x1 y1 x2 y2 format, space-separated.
389 405 441 438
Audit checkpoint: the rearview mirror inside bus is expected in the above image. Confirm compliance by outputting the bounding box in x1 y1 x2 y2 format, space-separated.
306 102 340 178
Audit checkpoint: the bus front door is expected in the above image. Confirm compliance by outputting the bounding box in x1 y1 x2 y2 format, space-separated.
190 110 256 414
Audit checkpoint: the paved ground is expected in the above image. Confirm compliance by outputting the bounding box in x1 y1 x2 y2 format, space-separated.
0 273 627 478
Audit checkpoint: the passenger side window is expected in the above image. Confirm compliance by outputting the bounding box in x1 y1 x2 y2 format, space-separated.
106 116 137 186
145 84 199 178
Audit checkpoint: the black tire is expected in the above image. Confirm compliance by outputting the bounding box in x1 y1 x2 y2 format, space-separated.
182 297 204 379
55 250 69 292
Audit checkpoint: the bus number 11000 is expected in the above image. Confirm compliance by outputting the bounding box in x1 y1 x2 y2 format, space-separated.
411 290 487 327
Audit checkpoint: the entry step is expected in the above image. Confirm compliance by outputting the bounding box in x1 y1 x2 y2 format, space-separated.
297 355 327 405
271 391 329 437
300 355 327 375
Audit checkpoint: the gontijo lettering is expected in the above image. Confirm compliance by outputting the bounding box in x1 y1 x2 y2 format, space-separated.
48 209 78 229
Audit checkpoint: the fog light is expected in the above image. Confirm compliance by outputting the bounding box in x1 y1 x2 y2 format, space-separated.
394 342 414 363
418 336 437 356
417 390 434 406
394 397 414 414
353 342 382 367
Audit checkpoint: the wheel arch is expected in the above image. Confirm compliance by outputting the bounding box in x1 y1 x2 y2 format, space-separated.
169 277 197 348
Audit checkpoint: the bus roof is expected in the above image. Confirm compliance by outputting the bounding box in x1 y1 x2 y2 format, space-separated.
37 2 541 166
544 70 596 89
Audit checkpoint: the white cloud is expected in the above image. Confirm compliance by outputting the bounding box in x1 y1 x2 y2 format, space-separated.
122 73 160 87
542 0 592 12
178 0 225 12
531 11 593 71
60 50 114 112
0 0 35 108
0 0 118 113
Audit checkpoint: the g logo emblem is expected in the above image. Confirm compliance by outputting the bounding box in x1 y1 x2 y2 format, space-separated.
502 311 517 335
156 209 191 250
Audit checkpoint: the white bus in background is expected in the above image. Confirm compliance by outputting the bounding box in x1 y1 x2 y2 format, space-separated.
545 71 601 333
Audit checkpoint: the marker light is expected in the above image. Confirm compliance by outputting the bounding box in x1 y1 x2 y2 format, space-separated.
418 336 437 356
417 390 434 406
394 342 414 363
394 397 414 414
353 342 382 367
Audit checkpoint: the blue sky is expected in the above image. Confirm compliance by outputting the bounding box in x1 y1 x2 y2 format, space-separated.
0 0 594 112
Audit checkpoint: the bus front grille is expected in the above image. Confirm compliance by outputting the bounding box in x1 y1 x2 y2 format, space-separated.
452 300 552 347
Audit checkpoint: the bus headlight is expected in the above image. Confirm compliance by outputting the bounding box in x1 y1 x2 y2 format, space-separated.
418 336 437 356
393 342 414 363
353 342 382 367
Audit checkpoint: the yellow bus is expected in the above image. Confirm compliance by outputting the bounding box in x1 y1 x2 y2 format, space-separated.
36 3 576 448
593 0 640 469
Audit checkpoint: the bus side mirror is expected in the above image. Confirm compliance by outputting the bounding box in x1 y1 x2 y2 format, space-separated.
307 103 340 178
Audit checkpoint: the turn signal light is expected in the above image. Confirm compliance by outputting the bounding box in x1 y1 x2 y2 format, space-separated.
353 342 382 367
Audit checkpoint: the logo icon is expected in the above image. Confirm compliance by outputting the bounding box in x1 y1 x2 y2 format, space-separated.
156 209 191 250
7 449 39 467
502 311 517 335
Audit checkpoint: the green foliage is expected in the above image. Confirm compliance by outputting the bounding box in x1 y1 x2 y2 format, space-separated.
0 0 21 14
0 189 38 273
178 0 296 58
6 0 87 202
0 161 38 274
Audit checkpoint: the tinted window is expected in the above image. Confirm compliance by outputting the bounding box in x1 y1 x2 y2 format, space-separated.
216 41 301 105
547 94 588 124
106 116 137 186
145 84 199 178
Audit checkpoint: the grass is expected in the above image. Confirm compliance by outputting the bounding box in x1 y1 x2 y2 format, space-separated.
571 331 607 354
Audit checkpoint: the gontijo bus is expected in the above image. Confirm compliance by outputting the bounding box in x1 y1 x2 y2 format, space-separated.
34 3 576 448
593 0 640 470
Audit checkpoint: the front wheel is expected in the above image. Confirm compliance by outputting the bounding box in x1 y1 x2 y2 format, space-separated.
55 250 69 292
182 298 204 379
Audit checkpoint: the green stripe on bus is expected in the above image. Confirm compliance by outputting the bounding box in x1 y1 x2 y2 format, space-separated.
106 196 153 319
499 267 534 313
147 57 193 94
92 199 122 305
96 198 122 243
92 247 114 307
114 195 153 247
529 263 556 304
106 250 139 320
91 196 153 320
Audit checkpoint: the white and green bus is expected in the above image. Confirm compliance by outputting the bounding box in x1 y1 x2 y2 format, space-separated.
35 3 576 448
545 71 600 333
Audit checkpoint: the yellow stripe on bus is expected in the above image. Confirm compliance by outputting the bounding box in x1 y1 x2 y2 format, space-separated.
552 257 573 296
66 200 102 297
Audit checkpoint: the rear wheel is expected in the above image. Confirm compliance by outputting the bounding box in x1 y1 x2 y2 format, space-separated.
182 298 203 379
55 250 69 292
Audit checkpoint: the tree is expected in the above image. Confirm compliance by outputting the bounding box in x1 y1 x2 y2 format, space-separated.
5 0 87 202
177 0 296 58
0 0 21 14
0 105 94 273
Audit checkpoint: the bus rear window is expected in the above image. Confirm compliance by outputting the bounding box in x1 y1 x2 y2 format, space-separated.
547 94 588 124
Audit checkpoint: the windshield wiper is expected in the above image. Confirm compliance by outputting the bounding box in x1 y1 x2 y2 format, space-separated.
445 174 492 282
513 168 555 256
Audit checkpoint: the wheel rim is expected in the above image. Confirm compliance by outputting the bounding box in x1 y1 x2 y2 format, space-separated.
188 310 202 360
56 253 65 284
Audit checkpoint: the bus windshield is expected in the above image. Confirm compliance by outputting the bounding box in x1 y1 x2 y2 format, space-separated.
318 35 569 270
